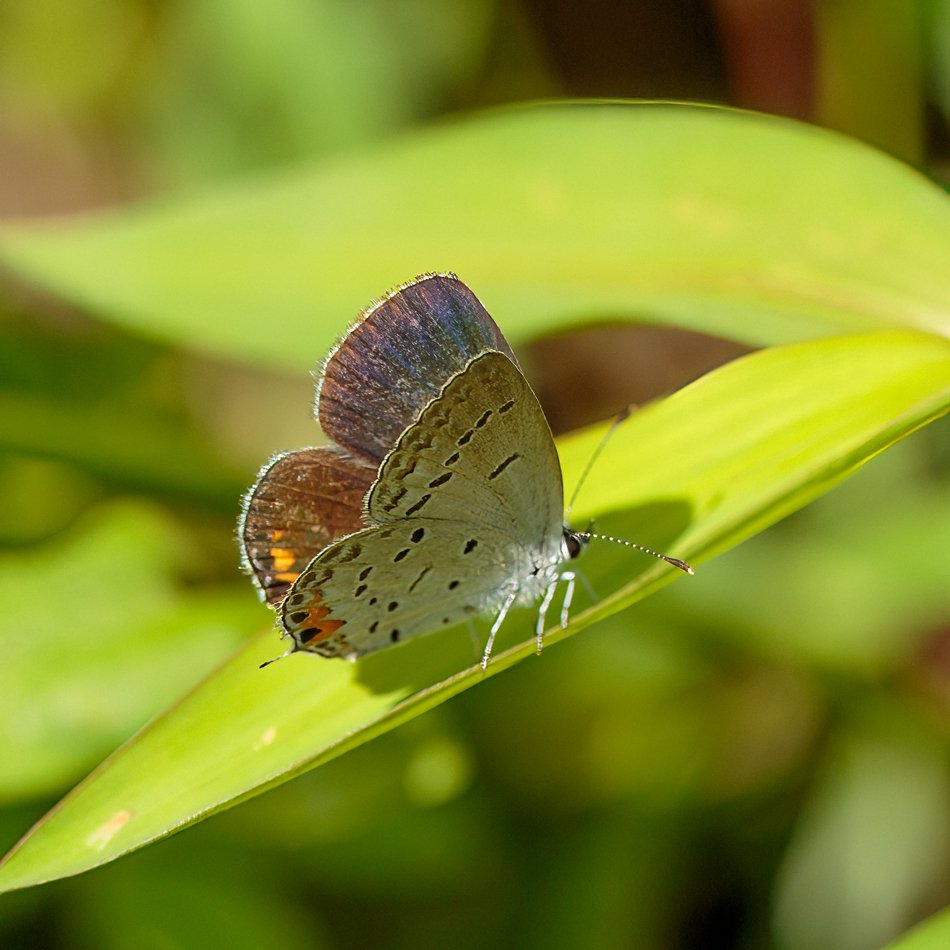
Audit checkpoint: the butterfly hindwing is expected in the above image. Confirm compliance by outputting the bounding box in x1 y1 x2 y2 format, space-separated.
240 447 375 605
280 517 527 658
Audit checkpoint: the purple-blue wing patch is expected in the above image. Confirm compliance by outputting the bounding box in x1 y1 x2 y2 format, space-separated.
317 274 517 464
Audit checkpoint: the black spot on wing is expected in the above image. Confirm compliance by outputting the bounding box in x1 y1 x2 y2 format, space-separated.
409 567 430 593
488 454 520 480
323 542 361 563
405 493 432 515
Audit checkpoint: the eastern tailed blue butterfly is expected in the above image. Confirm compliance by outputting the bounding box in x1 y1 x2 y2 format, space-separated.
240 274 692 669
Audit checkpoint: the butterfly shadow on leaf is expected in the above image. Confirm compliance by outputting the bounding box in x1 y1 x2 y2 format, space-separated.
351 497 696 696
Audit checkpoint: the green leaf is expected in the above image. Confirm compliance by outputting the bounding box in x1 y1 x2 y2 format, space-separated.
1 328 948 891
0 501 258 802
1 102 948 371
0 389 248 509
884 907 950 950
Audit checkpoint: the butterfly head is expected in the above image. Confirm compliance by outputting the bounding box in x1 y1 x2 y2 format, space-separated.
561 526 590 561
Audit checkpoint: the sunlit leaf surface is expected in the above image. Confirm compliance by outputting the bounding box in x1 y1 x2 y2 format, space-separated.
1 329 947 890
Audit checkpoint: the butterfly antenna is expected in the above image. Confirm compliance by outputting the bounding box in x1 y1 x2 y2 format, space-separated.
565 407 632 520
582 531 694 575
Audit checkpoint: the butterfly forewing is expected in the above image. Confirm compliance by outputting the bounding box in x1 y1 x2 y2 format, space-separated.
369 351 563 538
318 274 518 464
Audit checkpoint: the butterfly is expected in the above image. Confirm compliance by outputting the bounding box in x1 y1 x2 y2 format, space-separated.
240 273 691 668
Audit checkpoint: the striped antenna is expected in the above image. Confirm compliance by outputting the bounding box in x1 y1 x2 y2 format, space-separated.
581 531 694 575
564 407 631 520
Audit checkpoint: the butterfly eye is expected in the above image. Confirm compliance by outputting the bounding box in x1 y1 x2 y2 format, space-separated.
563 529 587 560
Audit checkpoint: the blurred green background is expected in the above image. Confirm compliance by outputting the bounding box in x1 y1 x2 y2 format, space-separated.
1 1 949 948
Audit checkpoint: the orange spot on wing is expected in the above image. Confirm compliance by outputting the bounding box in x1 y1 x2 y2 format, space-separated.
295 594 346 643
270 546 296 572
310 618 345 642
273 571 298 584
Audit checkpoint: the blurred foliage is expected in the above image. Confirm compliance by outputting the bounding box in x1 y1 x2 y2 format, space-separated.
0 2 949 949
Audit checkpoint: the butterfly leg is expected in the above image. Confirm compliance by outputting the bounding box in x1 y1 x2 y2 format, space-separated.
535 578 560 655
482 590 517 670
559 571 576 628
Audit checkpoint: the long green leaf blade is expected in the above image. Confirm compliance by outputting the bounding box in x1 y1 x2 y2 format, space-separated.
1 328 948 891
1 103 948 370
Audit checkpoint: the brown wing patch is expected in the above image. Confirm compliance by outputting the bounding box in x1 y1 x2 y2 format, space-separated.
241 446 374 605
